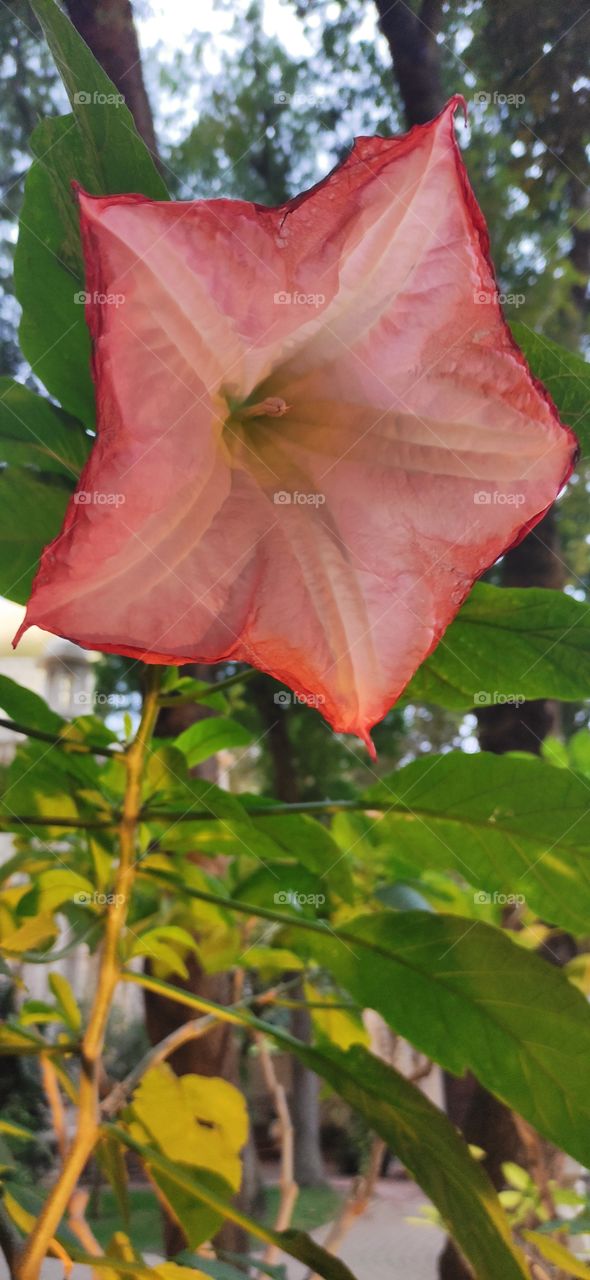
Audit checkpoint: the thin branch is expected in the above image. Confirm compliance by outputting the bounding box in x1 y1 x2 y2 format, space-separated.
101 977 302 1118
0 717 120 757
0 797 392 833
305 1135 385 1280
254 1031 298 1263
40 1054 67 1164
15 668 163 1280
40 1056 102 1258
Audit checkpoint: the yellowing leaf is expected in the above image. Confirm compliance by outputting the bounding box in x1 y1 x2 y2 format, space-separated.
305 982 369 1052
0 911 56 953
129 1064 247 1191
153 1265 211 1280
522 1230 590 1278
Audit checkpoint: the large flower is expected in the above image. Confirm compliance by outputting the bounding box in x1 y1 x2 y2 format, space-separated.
16 97 576 752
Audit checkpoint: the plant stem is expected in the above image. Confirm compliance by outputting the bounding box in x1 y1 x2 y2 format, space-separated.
0 717 120 756
0 798 390 831
15 667 162 1280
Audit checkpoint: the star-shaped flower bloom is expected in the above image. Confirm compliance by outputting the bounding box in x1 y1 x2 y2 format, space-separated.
16 98 576 752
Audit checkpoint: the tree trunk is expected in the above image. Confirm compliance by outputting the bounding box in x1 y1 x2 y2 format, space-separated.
373 0 445 126
64 0 159 161
249 676 326 1185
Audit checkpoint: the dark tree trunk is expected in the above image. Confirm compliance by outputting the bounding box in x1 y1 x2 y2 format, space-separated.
373 0 445 126
290 987 326 1187
64 0 159 160
249 676 326 1184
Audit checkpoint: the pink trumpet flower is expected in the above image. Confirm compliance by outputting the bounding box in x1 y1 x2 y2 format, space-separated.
16 97 577 755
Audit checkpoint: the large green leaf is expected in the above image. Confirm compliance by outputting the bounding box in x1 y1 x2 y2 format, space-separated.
360 750 590 934
0 468 72 604
406 583 590 708
15 0 167 422
285 910 590 1168
282 1040 528 1280
0 674 64 734
0 380 90 477
512 321 590 454
173 717 253 767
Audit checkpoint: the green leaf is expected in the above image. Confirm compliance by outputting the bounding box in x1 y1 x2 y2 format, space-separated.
0 380 90 478
285 1041 528 1280
0 1120 36 1143
406 583 590 708
282 910 590 1169
15 0 167 421
174 717 253 767
0 469 72 604
49 973 82 1033
361 750 590 934
512 322 590 454
0 674 64 734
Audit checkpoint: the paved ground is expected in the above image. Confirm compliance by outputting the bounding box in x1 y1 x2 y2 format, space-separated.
1 1180 444 1280
286 1178 445 1280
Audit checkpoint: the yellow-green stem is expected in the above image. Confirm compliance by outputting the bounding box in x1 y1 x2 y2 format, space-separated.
15 668 162 1280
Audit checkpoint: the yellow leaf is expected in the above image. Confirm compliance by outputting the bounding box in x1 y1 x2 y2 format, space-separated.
129 1064 248 1192
153 1265 211 1280
0 912 56 953
305 982 369 1052
522 1230 590 1278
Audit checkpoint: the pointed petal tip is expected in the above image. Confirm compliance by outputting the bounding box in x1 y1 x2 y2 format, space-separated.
12 617 29 650
359 728 377 762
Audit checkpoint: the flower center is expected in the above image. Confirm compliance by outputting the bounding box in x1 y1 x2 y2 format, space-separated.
236 396 290 421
